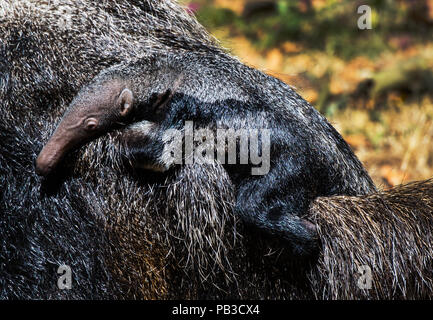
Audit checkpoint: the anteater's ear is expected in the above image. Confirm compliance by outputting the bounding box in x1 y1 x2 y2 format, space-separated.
119 88 133 117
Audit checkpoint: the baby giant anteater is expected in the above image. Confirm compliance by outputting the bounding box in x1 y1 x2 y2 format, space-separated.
35 51 376 256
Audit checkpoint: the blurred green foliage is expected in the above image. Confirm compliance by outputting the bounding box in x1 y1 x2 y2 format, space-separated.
193 0 433 60
183 0 433 182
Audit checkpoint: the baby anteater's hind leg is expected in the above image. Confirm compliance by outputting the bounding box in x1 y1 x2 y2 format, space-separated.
234 159 318 256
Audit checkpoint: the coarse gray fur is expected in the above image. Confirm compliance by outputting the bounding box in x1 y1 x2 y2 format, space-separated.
1 0 432 300
36 50 376 256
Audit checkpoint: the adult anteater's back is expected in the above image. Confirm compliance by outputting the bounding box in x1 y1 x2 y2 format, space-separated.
0 0 228 299
1 0 433 299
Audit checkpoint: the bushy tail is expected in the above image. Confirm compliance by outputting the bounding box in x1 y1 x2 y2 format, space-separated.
308 179 433 299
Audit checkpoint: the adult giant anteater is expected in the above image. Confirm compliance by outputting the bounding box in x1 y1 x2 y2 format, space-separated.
1 0 433 299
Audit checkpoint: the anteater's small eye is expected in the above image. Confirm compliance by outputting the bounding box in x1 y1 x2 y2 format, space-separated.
85 118 98 131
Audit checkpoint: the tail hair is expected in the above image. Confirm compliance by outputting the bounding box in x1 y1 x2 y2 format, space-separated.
309 178 433 299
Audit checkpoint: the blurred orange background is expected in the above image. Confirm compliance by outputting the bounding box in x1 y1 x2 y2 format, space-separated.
183 0 433 188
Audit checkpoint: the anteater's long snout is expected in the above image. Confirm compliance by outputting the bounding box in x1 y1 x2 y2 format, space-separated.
35 120 87 177
35 81 131 176
35 129 74 176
